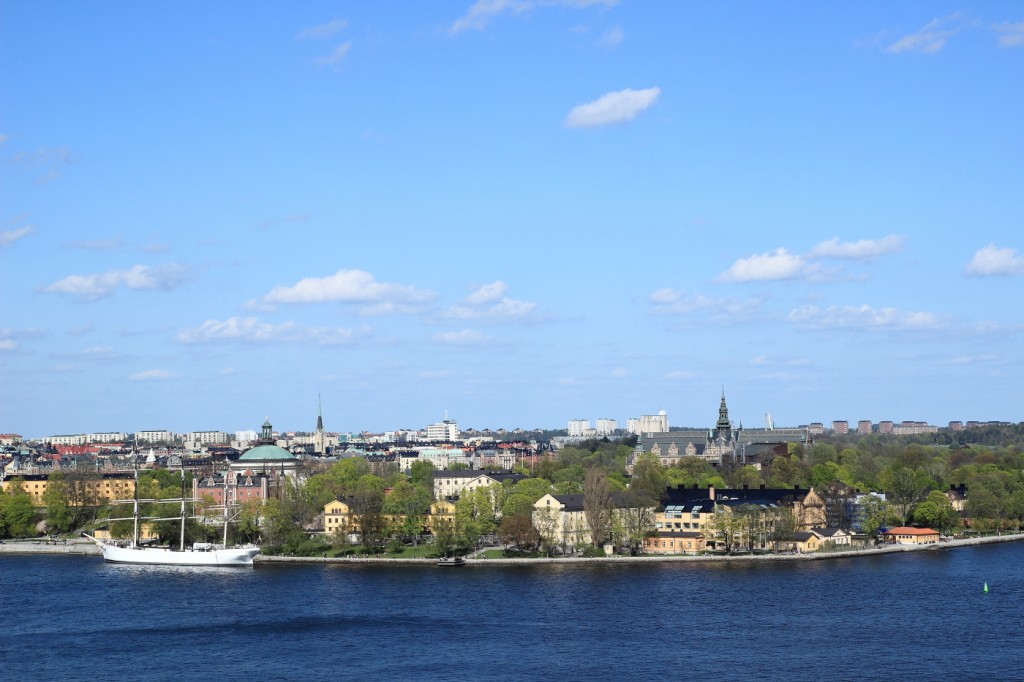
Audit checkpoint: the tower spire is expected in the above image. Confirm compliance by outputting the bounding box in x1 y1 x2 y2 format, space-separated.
316 394 324 432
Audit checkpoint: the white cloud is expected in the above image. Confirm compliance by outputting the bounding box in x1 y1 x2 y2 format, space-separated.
0 339 16 351
565 87 660 128
716 248 807 283
600 26 624 48
665 370 695 380
256 269 434 310
298 19 347 40
130 369 175 381
964 244 1024 277
449 0 617 35
886 15 962 54
649 288 763 316
435 329 489 345
788 304 947 330
64 237 125 251
610 368 627 378
444 281 538 321
466 280 508 304
451 0 530 33
315 42 352 67
177 316 364 346
808 235 904 260
43 264 190 301
993 21 1024 47
0 225 35 247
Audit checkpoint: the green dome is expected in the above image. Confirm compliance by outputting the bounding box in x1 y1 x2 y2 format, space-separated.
238 444 295 461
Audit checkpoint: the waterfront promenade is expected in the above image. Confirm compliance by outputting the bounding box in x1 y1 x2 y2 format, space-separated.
5 533 1019 564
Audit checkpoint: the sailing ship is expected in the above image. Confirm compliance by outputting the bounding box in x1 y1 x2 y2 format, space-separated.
85 467 259 567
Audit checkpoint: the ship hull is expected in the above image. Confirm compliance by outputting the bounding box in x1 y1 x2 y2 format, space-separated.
86 537 258 566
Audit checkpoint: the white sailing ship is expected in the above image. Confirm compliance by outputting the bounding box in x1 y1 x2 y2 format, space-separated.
85 468 259 567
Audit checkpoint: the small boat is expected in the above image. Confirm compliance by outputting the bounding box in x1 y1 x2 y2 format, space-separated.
437 556 466 567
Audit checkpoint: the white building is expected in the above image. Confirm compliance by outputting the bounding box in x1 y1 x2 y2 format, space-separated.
135 430 175 443
425 416 459 442
595 418 617 436
632 411 668 435
88 432 127 443
235 430 258 445
48 434 87 446
626 418 640 434
567 419 590 437
188 431 229 445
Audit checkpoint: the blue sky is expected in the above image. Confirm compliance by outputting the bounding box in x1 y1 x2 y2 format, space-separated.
2 1 1023 438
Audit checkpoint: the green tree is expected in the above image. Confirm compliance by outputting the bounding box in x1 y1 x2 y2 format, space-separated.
912 490 961 534
883 467 930 525
44 472 75 534
409 460 435 491
384 480 432 545
631 453 669 501
1 479 36 538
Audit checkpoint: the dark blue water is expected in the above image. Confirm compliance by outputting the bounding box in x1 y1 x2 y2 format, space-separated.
2 544 1023 681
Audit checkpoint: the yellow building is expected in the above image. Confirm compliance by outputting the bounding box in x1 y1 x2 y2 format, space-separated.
1 473 135 507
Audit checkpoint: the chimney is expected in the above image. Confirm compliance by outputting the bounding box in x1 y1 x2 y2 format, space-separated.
743 484 749 490
708 485 716 501
759 484 766 490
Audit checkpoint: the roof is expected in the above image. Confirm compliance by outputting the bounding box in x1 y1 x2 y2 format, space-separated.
550 494 585 512
238 444 295 462
434 469 526 483
792 532 817 542
811 527 849 537
884 527 939 535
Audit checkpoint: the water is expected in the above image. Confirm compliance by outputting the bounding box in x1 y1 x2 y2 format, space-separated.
2 544 1023 681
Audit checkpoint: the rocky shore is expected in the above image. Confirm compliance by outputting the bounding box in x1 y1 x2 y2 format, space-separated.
3 533 1021 565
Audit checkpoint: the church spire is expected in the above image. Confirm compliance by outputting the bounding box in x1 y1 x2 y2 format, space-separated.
316 394 324 432
716 389 731 432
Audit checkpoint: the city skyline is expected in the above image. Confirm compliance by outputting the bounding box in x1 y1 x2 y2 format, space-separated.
2 2 1023 437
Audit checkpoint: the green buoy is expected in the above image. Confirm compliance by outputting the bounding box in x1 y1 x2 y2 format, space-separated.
983 582 989 593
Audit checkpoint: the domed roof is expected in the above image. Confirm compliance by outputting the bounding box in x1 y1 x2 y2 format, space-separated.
238 444 295 461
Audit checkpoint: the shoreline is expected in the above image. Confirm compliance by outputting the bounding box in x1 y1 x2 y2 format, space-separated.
2 533 1021 565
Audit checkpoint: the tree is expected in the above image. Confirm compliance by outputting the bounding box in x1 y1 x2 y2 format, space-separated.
710 505 742 554
409 460 435 491
616 488 656 555
583 468 612 549
44 472 75 534
912 490 961 534
351 488 385 553
497 514 540 554
885 467 930 525
501 478 551 517
735 503 765 552
766 506 798 554
383 480 431 545
631 453 668 501
0 479 36 538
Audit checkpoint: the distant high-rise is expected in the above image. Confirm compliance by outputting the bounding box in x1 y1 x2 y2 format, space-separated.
633 410 668 435
567 419 590 437
857 420 872 435
831 421 849 435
